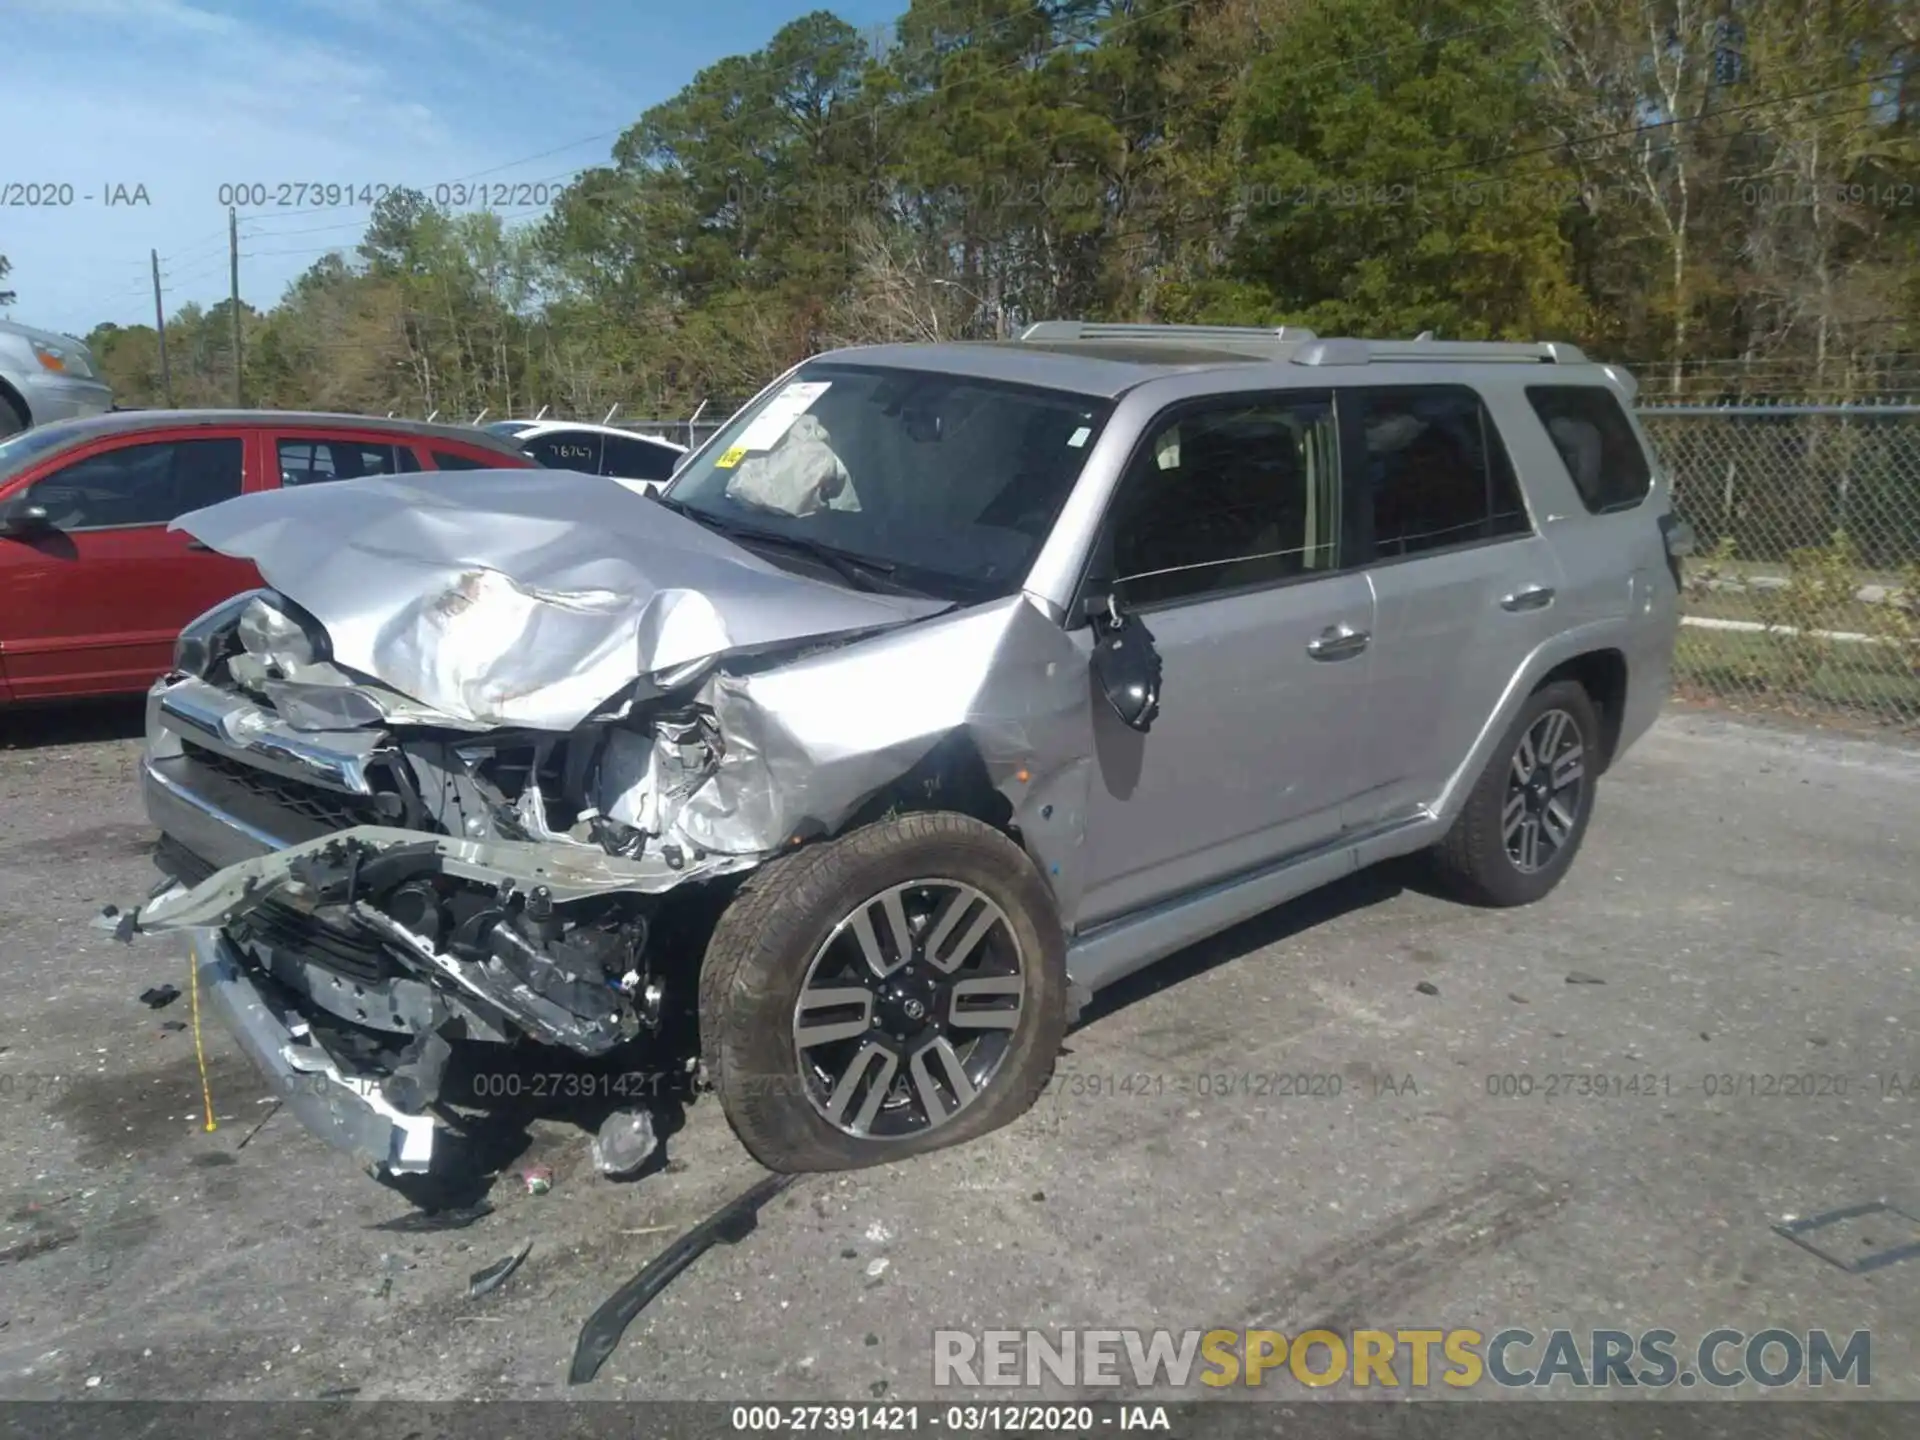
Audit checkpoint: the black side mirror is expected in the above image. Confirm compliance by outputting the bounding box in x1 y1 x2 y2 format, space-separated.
0 499 51 537
1086 592 1162 733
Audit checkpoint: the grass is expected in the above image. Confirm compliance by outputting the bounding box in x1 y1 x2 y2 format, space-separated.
1674 625 1920 732
1683 588 1908 636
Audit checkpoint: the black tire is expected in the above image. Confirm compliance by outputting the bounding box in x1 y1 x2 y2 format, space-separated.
1428 679 1601 907
0 392 26 442
699 812 1067 1173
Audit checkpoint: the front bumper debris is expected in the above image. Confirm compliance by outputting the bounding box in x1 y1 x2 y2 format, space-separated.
136 825 751 1060
195 927 437 1173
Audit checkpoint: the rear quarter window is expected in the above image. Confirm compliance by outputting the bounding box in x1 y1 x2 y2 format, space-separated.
1525 385 1652 513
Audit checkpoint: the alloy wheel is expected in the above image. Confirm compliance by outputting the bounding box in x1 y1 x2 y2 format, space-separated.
1503 708 1587 874
792 878 1025 1140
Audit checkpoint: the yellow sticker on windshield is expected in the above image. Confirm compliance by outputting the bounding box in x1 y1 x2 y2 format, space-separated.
715 446 747 469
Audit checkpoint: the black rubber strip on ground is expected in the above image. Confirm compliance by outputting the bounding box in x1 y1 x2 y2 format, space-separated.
568 1171 798 1385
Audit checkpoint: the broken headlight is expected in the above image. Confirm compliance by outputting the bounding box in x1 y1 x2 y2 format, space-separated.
172 588 266 679
237 591 331 670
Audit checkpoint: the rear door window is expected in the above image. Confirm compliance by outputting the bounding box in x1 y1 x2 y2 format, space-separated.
600 434 680 482
22 437 244 529
1525 385 1653 513
521 431 603 472
276 437 412 486
431 450 501 471
1352 387 1531 560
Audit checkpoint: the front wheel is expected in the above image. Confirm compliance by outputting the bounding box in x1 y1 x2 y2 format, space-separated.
699 812 1067 1172
0 394 27 442
1428 679 1600 907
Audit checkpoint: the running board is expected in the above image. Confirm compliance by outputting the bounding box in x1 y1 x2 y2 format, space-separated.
1063 813 1440 997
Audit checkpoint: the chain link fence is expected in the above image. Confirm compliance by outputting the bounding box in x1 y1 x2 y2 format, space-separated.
1641 403 1920 734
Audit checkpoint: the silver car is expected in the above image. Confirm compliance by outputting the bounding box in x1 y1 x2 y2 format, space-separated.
130 323 1686 1183
0 317 113 437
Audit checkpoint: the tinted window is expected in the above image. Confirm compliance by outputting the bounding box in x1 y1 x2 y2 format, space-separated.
24 438 243 529
523 432 602 471
666 365 1112 603
1356 387 1530 559
431 450 498 471
601 434 679 482
1107 395 1341 608
277 438 408 486
1526 385 1652 513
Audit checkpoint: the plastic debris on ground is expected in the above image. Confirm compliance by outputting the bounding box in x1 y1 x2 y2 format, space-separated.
468 1241 533 1298
591 1110 659 1179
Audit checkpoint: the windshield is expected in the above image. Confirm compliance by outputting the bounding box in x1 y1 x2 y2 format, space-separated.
0 423 89 486
665 363 1113 603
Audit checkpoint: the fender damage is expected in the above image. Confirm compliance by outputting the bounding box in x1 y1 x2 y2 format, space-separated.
136 470 1097 1176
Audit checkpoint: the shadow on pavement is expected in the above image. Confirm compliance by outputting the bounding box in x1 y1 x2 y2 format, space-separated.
0 696 147 750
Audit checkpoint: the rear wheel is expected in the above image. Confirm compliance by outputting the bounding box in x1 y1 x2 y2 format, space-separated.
1429 679 1599 907
699 812 1067 1172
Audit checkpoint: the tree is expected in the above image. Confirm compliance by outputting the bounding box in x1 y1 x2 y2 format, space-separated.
0 252 14 308
1208 0 1590 339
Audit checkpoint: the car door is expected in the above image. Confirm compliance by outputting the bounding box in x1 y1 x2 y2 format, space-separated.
0 429 257 698
1071 391 1378 926
268 430 420 488
1340 383 1567 827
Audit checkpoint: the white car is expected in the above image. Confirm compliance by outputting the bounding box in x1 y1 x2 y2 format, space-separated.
483 420 688 494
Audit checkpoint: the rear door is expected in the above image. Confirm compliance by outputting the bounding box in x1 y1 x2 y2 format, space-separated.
0 429 258 698
1340 384 1565 826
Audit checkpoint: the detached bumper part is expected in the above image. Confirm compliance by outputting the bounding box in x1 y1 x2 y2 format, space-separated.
194 927 436 1173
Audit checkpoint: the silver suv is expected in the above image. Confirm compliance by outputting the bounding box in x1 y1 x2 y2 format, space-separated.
0 317 113 437
132 323 1686 1183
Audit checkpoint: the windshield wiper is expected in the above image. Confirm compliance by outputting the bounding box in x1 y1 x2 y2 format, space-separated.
657 499 901 593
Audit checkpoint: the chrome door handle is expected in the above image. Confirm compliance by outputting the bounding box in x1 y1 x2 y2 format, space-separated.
1307 624 1370 661
1500 585 1555 612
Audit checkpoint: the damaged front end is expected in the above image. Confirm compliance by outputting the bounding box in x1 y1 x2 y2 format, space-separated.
139 680 759 1175
133 470 1098 1180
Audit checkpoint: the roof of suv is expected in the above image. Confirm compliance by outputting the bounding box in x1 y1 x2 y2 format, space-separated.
818 324 1629 400
815 341 1255 399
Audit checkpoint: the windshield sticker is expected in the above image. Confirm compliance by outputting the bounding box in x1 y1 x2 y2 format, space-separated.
1068 426 1091 448
731 381 833 456
714 446 748 469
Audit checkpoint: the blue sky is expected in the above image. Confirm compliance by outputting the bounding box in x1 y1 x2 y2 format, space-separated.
1 0 902 338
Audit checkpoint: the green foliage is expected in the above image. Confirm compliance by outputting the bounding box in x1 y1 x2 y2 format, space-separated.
78 0 1920 419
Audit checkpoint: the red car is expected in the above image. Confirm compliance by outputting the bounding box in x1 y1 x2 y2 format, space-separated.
0 410 537 704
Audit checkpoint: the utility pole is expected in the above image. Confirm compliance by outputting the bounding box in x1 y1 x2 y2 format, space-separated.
150 249 174 408
228 206 244 408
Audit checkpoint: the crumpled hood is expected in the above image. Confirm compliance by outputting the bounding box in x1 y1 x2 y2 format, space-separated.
173 469 950 730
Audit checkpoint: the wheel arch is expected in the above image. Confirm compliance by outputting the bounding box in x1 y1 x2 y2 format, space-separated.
1537 648 1628 775
0 376 30 430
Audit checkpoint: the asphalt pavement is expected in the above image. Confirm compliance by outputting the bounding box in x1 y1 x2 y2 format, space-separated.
0 700 1915 1403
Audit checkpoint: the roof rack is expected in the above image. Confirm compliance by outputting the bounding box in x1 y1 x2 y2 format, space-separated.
1017 320 1586 366
1293 336 1588 366
1019 321 1318 352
